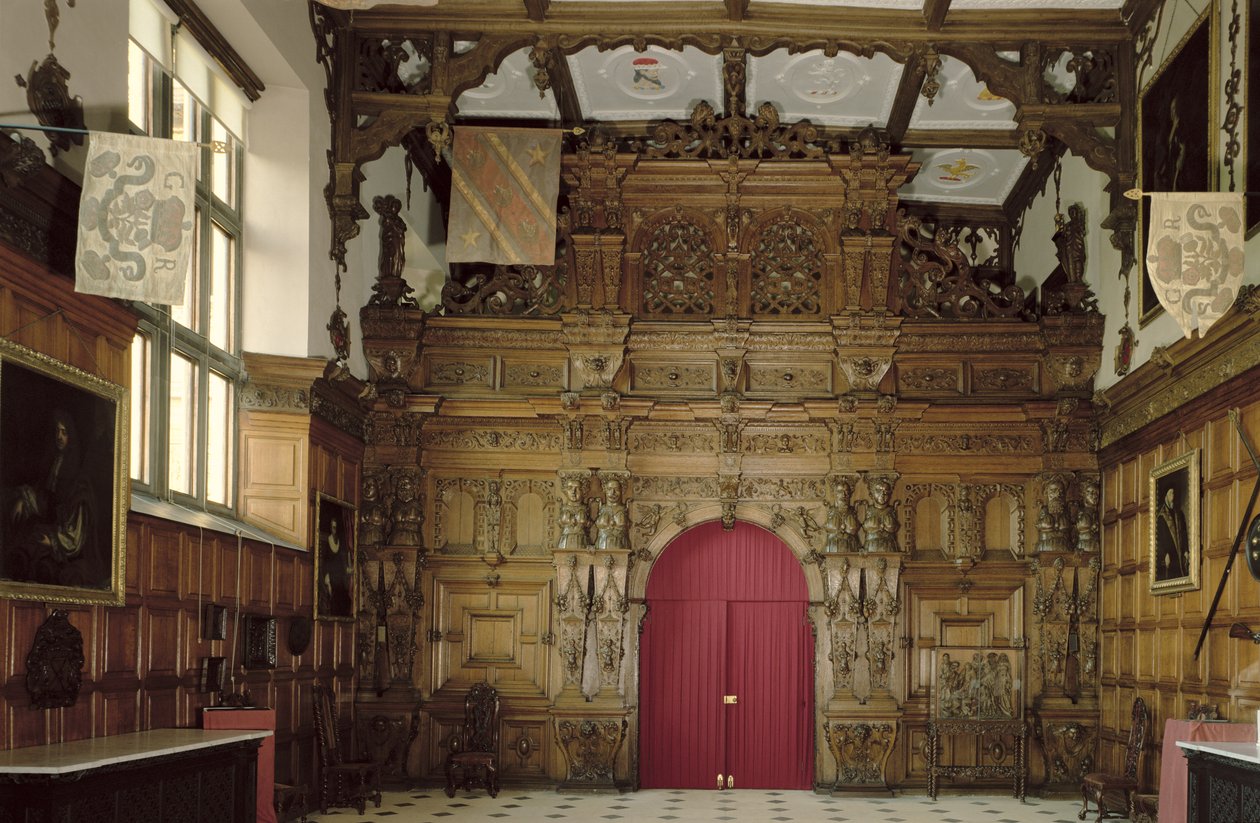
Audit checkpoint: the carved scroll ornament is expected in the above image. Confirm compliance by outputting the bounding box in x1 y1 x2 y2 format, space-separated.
896 212 1028 319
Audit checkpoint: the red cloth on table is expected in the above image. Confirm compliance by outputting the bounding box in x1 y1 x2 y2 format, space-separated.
202 707 277 823
1158 718 1255 823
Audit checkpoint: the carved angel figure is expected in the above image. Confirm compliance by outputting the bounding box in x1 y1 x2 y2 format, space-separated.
556 475 588 550
594 478 629 551
862 477 898 553
823 477 861 553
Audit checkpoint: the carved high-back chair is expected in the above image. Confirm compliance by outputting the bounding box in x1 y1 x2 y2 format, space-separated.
311 682 383 814
444 682 500 798
1079 696 1149 823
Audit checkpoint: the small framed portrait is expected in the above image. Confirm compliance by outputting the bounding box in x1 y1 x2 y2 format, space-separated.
931 647 1022 723
0 340 127 605
1149 449 1201 595
314 492 356 621
1137 8 1215 322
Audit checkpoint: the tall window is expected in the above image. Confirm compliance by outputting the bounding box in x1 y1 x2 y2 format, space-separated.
127 33 243 511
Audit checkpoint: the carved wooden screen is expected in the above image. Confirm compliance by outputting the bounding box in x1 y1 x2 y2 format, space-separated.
748 214 825 316
638 213 717 317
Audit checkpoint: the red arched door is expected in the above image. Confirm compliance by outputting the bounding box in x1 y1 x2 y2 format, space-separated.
639 521 814 790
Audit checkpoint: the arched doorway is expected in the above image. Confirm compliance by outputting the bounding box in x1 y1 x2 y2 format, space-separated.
639 520 814 790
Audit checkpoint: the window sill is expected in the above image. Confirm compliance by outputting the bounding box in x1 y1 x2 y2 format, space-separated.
130 492 306 552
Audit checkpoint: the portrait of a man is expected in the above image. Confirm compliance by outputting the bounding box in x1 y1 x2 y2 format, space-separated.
0 347 124 604
1150 450 1200 594
315 494 356 620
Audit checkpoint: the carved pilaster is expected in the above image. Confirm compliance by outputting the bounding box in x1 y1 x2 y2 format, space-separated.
823 556 861 702
553 553 589 697
825 720 898 794
552 714 629 792
590 550 630 698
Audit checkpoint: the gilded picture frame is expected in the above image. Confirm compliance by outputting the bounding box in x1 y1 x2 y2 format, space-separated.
931 646 1022 723
1137 8 1216 323
0 340 127 606
314 492 356 621
1149 449 1201 595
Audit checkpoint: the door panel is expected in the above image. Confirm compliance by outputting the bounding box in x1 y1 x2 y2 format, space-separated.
640 599 727 789
725 602 814 789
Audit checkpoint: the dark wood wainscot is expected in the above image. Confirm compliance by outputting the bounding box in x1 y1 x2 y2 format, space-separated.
0 728 268 822
1180 740 1260 823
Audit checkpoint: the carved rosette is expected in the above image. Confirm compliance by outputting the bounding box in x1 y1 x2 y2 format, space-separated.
554 716 628 789
825 721 897 789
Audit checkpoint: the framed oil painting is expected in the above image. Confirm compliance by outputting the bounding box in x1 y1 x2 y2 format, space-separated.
1138 9 1215 323
931 647 1022 723
1248 0 1259 236
314 492 356 621
1150 449 1201 595
0 340 127 605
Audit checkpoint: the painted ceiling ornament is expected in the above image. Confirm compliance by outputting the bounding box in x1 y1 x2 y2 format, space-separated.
1144 191 1246 338
936 155 980 184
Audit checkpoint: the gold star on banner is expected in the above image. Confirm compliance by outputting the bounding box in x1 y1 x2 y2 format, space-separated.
526 142 549 167
460 227 482 249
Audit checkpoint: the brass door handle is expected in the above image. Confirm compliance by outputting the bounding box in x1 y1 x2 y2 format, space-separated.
723 694 738 704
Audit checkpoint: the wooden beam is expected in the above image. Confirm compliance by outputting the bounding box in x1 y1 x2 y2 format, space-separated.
549 47 584 126
523 0 549 22
164 0 265 101
885 53 924 144
900 128 1023 149
923 0 951 31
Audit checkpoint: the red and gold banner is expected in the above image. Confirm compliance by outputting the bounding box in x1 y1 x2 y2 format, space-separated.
447 126 561 266
1144 192 1246 338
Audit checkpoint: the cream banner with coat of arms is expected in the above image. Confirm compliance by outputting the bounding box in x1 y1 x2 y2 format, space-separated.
76 132 197 305
1144 192 1246 338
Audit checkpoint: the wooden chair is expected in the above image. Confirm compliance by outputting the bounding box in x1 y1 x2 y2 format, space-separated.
444 682 500 798
311 682 383 814
1079 696 1149 823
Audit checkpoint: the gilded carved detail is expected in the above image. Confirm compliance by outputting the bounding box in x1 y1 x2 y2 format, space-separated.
633 475 720 500
746 363 830 392
239 384 311 412
633 363 714 391
627 428 718 454
973 366 1034 392
429 360 491 385
742 429 829 455
899 367 959 392
739 476 825 500
1037 719 1097 785
554 717 627 787
420 428 561 451
503 362 565 388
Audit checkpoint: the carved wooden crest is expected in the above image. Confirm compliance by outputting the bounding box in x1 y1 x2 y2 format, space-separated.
25 608 85 709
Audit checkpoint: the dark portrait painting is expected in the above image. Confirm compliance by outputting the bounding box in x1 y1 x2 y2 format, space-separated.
0 342 126 605
1139 12 1213 322
1150 450 1200 595
314 493 356 621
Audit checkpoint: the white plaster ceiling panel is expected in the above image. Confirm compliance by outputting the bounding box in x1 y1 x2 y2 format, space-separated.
455 48 559 119
747 49 902 128
566 45 723 121
951 0 1122 7
907 55 1016 130
754 0 923 7
898 149 1029 206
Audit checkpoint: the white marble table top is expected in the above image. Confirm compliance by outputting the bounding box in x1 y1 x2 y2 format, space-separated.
0 728 271 775
1177 739 1260 766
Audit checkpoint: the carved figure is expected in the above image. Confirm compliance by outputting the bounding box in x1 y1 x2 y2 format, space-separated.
1054 203 1087 284
387 474 423 546
1074 476 1100 553
936 650 1015 720
485 481 502 553
359 474 388 548
862 477 898 553
594 478 629 550
1035 476 1070 552
823 477 861 553
556 476 588 550
375 194 406 283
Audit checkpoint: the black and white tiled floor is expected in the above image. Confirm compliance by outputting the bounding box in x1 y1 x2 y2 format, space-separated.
307 789 1088 822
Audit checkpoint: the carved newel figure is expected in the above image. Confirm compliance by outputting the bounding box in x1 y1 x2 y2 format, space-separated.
594 478 629 551
359 474 388 548
1075 476 1100 553
1055 203 1087 285
369 194 418 307
387 474 423 546
823 477 861 553
556 476 588 550
1035 476 1070 552
862 477 898 553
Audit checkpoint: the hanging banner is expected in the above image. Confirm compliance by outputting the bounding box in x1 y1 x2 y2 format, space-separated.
76 132 197 305
446 126 561 266
1144 192 1246 338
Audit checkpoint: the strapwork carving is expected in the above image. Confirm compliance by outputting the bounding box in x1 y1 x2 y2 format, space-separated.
641 100 825 160
442 232 570 316
895 212 1028 319
749 216 824 316
641 216 715 315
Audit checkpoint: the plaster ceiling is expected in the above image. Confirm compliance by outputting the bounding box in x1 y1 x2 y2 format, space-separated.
354 0 1129 221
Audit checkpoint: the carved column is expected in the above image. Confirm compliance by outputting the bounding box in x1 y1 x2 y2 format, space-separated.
1031 553 1101 794
821 553 903 794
